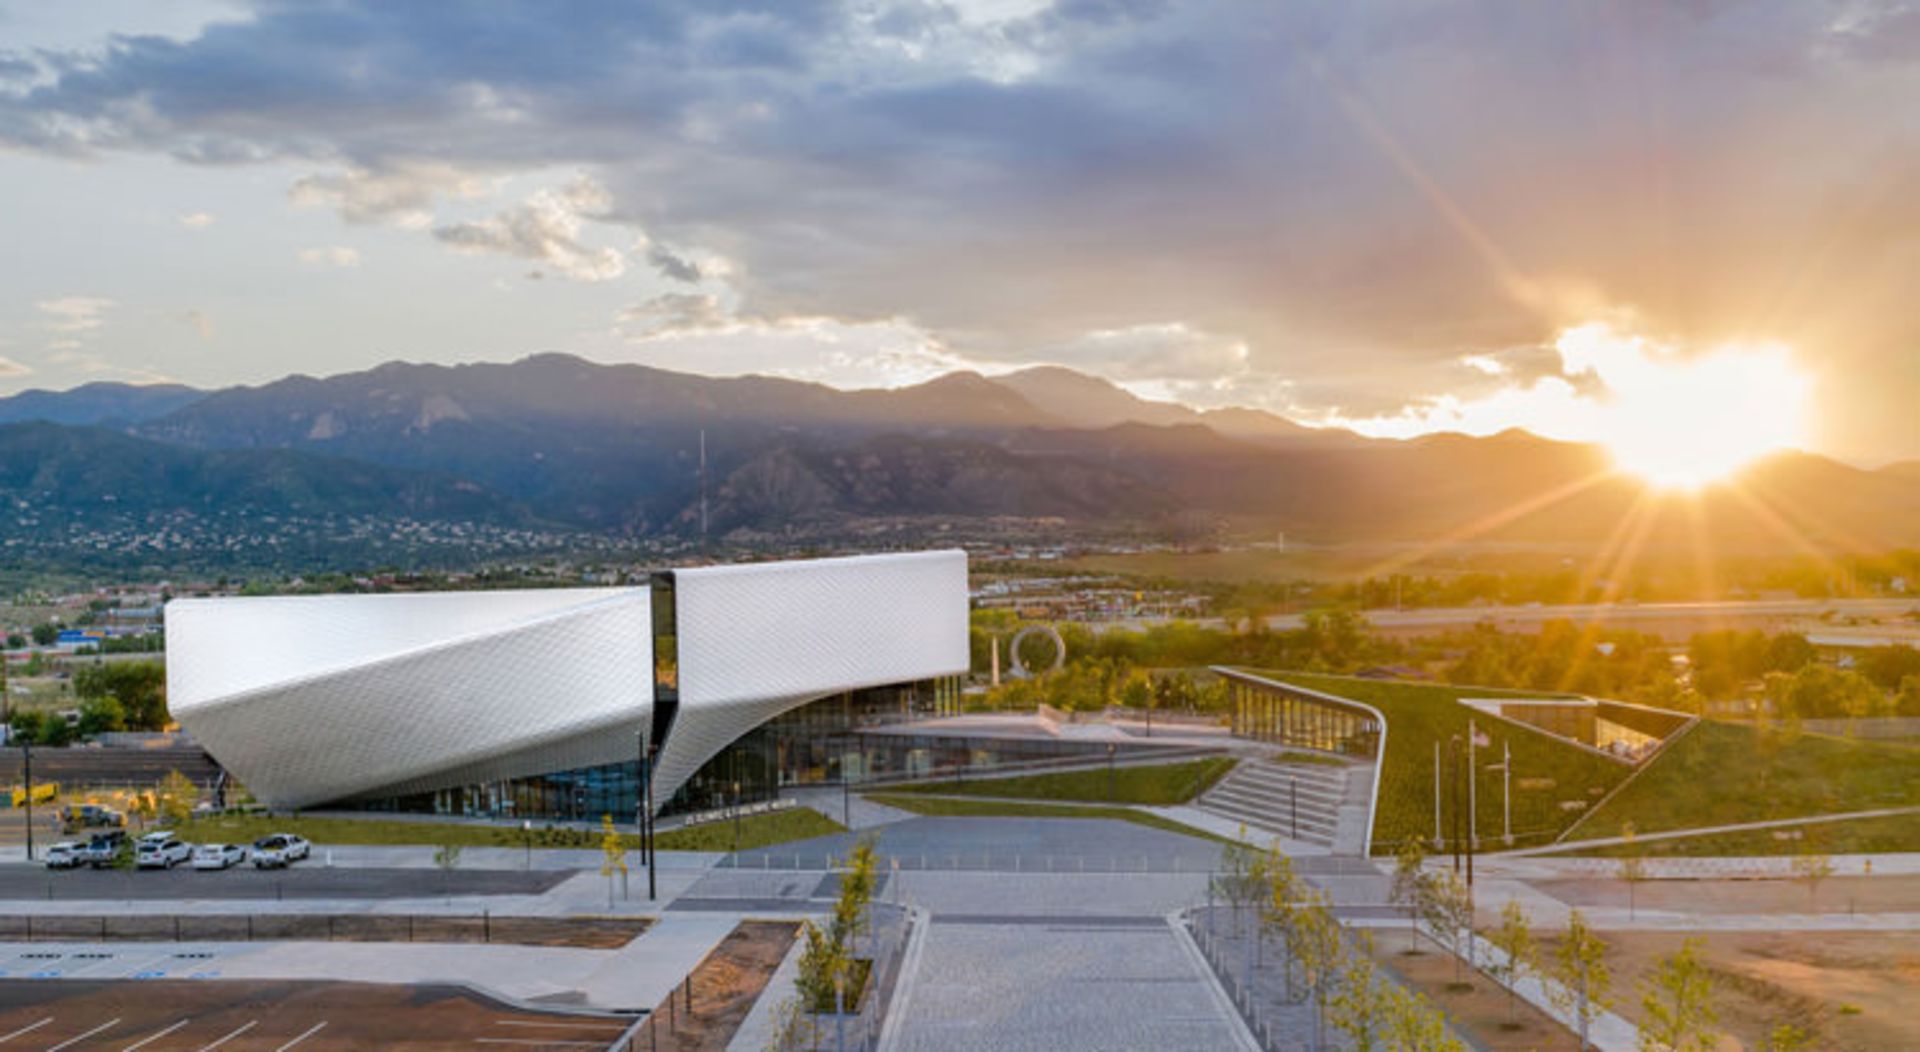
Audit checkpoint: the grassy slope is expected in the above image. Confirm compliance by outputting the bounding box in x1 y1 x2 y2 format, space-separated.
174 808 846 853
865 792 1233 844
1254 671 1634 852
1572 719 1920 840
881 757 1235 805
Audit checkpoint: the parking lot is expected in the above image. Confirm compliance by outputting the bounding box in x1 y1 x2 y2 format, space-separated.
0 979 634 1049
0 865 571 901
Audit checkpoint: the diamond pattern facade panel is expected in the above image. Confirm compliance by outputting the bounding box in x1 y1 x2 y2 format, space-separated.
169 589 652 809
652 549 969 806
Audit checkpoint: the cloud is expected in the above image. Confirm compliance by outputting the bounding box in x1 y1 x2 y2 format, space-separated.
0 2 1915 452
184 309 214 341
177 211 215 229
432 177 625 281
291 164 487 229
37 296 113 333
645 243 703 283
297 246 362 268
0 357 30 378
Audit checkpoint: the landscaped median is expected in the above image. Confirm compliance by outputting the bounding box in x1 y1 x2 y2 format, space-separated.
878 756 1236 806
863 793 1235 844
172 807 847 854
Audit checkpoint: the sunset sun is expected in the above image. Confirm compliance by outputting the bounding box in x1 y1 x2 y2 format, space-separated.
1569 326 1812 489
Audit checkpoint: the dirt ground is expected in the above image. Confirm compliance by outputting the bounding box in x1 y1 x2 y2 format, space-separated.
639 919 801 1051
1368 931 1581 1051
1537 930 1919 1051
0 978 635 1049
1536 874 1920 915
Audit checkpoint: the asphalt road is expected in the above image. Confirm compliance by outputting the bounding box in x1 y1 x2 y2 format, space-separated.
0 864 569 901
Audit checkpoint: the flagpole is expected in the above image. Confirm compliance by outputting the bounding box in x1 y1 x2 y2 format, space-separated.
1432 739 1442 850
1467 719 1478 851
1502 738 1512 847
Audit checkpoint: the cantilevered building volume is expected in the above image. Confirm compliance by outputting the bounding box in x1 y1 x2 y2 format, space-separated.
166 551 970 818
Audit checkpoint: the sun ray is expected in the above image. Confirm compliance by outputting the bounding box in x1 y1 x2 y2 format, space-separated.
1358 468 1621 583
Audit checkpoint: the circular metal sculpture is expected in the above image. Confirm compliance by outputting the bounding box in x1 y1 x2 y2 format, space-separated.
1007 624 1067 678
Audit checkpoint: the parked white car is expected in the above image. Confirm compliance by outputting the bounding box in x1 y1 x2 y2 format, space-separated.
135 835 192 869
250 833 311 868
191 843 246 870
43 841 86 869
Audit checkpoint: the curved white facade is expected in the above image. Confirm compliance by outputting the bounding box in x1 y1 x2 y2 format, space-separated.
167 550 969 811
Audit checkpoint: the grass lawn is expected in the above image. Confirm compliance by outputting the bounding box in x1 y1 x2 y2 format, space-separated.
1571 719 1920 841
1250 671 1635 853
864 792 1233 844
1555 811 1920 857
173 807 846 854
881 756 1235 805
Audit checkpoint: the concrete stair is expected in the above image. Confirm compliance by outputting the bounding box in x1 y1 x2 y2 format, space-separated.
1196 757 1362 850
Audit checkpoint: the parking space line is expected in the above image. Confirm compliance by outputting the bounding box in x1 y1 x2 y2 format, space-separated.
197 1020 256 1050
47 1018 122 1051
0 1018 53 1043
474 1041 609 1048
122 1019 190 1050
492 1020 630 1030
272 1021 327 1051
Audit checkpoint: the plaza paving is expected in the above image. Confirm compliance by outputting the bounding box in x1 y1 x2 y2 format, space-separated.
886 916 1254 1052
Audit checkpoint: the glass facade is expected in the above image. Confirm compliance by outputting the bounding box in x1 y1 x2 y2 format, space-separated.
1229 676 1382 758
346 675 966 822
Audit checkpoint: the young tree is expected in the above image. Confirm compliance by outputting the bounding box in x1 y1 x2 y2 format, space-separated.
1421 869 1475 984
156 769 198 827
1487 899 1538 1024
1326 935 1392 1052
794 919 844 1014
1261 848 1306 998
1789 844 1833 910
1548 908 1612 1052
1616 821 1648 920
1290 890 1346 1048
1385 983 1467 1052
598 813 627 906
1389 840 1430 954
1638 938 1719 1052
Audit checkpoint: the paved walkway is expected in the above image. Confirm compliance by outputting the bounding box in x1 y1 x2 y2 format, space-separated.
884 914 1255 1051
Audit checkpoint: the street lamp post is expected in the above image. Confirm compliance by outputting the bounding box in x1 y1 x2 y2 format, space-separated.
637 730 655 901
731 780 742 855
20 737 33 863
1106 742 1117 802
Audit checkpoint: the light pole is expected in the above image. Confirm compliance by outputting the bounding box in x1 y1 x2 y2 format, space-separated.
637 730 655 901
1106 742 1117 802
20 736 33 863
731 780 742 855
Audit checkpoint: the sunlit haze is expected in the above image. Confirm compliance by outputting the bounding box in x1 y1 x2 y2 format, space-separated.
1329 323 1811 486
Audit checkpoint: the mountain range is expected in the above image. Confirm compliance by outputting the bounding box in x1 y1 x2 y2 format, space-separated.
2 354 1915 558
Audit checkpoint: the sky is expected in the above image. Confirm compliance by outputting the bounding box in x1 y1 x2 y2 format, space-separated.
0 1 1915 463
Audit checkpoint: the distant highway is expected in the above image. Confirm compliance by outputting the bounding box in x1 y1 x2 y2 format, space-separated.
1091 596 1920 638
